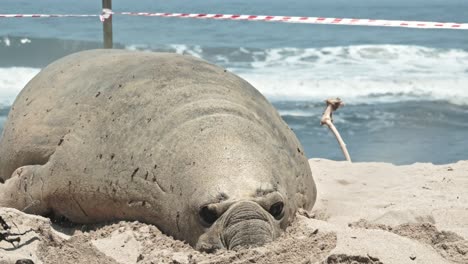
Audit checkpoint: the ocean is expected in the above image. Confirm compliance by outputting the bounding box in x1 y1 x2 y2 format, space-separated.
1 0 467 164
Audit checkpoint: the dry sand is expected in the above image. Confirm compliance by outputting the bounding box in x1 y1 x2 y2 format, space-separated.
1 159 467 264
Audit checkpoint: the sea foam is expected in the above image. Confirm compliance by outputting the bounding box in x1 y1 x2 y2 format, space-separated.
0 67 40 107
235 45 468 104
1 45 468 108
126 44 468 105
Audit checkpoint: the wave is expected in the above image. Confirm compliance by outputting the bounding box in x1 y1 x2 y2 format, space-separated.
0 67 40 107
126 43 468 105
1 38 468 106
243 77 468 105
126 43 468 74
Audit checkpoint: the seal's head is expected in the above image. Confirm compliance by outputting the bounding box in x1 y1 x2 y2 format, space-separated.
157 109 316 252
194 188 292 252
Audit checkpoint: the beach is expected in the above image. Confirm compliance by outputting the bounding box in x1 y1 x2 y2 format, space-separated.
1 159 466 264
1 0 467 263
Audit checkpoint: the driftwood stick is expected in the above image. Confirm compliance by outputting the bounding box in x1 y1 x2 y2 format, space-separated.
320 98 352 162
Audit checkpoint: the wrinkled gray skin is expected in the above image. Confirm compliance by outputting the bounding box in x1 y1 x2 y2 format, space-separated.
0 50 316 251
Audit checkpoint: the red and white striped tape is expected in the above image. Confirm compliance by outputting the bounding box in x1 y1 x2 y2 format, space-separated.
1 9 467 30
0 9 111 21
118 11 468 30
0 14 101 18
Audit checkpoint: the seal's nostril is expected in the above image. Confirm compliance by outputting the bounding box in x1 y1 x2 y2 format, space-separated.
199 205 218 226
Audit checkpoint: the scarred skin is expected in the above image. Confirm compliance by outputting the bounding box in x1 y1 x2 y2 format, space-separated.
0 49 316 250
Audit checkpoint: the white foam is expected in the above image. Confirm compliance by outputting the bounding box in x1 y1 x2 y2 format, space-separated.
142 44 468 105
125 44 204 58
170 44 203 58
0 67 40 106
1 45 468 108
248 45 468 79
2 37 11 47
125 44 151 51
237 75 468 105
20 38 31 44
231 45 468 105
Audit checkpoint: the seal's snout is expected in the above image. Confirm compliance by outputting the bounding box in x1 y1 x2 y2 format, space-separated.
195 201 279 252
223 201 270 227
222 201 276 250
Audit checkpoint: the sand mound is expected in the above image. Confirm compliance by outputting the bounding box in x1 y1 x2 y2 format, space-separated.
1 159 467 264
349 220 468 263
0 208 335 264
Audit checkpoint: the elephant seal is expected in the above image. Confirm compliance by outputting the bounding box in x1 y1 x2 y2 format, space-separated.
0 49 316 251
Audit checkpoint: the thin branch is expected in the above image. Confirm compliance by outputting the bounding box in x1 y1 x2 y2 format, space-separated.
0 216 10 230
320 98 352 162
0 215 38 248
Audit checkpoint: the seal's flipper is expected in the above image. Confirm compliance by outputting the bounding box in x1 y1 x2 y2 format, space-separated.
0 165 50 215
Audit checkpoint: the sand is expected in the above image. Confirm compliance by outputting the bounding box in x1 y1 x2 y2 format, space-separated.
1 159 467 264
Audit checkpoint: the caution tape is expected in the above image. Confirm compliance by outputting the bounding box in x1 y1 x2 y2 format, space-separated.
0 14 101 18
1 9 467 30
0 9 112 22
0 9 111 21
117 11 468 30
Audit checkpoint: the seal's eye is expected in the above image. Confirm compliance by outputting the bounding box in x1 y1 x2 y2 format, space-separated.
199 205 218 226
269 202 284 220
